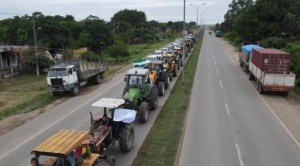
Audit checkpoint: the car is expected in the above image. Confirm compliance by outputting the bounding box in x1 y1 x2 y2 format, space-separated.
150 50 163 56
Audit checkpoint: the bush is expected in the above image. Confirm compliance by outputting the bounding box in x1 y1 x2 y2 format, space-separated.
260 37 288 49
81 51 100 62
22 48 55 72
107 42 130 62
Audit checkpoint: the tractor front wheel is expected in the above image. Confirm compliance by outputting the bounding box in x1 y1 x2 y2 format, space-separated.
158 82 165 96
164 74 170 89
119 124 134 152
139 102 149 123
173 64 178 77
149 87 158 110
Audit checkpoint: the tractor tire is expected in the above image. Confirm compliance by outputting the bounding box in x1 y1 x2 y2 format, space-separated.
72 85 80 96
164 74 170 89
139 102 149 123
122 86 128 97
240 61 243 67
93 159 110 166
158 82 165 96
249 73 255 81
119 124 134 152
177 63 180 70
106 155 116 166
169 75 173 81
180 59 183 67
257 83 264 94
94 74 103 84
173 64 178 77
149 87 158 110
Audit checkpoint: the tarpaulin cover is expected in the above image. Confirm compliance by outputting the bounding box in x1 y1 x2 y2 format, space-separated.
113 109 137 123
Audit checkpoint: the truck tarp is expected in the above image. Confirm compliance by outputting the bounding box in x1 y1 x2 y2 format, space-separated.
241 44 263 62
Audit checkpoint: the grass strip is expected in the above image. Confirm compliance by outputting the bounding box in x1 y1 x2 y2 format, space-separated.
131 36 203 166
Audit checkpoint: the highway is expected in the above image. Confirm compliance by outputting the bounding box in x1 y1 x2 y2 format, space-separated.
0 52 185 165
178 33 300 166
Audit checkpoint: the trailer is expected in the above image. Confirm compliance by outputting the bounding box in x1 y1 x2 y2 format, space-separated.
248 48 295 96
47 57 108 96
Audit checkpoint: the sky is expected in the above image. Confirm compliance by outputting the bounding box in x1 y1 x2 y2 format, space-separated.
0 0 232 25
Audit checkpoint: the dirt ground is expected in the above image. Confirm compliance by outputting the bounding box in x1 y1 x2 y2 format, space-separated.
0 63 133 136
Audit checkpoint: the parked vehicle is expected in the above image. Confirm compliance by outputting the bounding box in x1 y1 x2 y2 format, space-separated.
123 68 159 123
239 44 263 72
90 98 136 153
249 48 296 96
215 30 222 37
47 57 107 96
31 129 115 166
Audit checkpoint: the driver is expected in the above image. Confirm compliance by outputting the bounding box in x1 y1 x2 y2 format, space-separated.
98 114 113 140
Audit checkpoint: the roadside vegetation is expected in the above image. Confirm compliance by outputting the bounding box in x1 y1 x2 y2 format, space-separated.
131 35 203 166
0 37 177 121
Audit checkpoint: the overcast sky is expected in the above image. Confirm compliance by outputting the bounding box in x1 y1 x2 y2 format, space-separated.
0 0 232 25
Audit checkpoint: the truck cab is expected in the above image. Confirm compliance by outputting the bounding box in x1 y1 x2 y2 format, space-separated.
47 64 79 96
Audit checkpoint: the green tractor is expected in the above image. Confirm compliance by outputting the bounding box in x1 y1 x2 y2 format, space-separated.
123 68 159 123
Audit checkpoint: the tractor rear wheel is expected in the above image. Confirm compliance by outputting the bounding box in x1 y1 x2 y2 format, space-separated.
158 82 165 96
139 102 149 123
164 74 170 89
173 64 178 77
119 124 134 152
149 87 158 110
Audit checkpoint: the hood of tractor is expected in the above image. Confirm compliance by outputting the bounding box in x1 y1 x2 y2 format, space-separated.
123 88 141 100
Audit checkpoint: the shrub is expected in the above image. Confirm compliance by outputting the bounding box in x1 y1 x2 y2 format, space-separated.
260 37 288 49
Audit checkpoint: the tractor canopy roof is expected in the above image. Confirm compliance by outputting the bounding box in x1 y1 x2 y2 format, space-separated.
32 130 89 157
92 98 125 108
127 68 150 75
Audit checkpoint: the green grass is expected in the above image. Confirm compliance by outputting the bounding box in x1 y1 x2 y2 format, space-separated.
293 87 300 96
131 36 203 166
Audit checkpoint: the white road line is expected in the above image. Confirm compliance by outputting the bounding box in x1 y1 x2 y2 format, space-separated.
0 79 123 160
225 103 230 115
216 69 219 74
217 39 300 149
214 62 217 66
235 143 245 166
219 80 223 88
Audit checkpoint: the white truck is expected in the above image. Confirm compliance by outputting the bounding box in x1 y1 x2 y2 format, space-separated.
248 48 295 96
47 58 107 96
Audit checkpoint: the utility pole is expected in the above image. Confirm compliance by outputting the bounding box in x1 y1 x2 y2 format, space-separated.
32 17 39 76
182 0 186 81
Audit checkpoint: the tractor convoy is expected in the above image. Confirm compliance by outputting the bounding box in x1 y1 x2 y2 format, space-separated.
32 35 195 166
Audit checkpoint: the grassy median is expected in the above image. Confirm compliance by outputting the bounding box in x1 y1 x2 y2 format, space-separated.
131 36 203 166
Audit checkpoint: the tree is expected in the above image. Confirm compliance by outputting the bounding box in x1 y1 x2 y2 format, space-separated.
107 43 130 62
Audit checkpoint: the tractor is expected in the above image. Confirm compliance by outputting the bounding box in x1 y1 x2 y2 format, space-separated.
173 47 184 68
147 61 172 96
162 51 178 77
123 68 159 123
90 98 136 153
31 129 115 166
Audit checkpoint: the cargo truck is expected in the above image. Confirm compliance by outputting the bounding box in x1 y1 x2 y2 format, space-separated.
248 48 296 96
47 58 108 96
239 44 263 72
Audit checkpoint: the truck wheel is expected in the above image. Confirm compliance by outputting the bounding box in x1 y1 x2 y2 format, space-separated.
281 91 289 96
139 102 149 123
158 82 165 96
94 74 103 84
257 83 264 94
149 87 158 110
249 73 255 81
240 61 243 67
72 85 80 96
173 64 178 77
164 74 170 89
119 124 134 152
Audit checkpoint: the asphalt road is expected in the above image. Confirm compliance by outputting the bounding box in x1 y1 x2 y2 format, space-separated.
0 50 186 166
178 33 300 166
